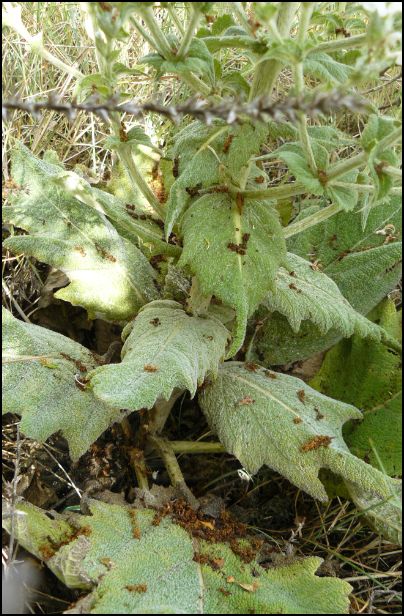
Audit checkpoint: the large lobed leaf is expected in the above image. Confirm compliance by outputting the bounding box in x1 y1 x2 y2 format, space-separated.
89 300 230 410
3 144 158 321
3 499 352 614
178 193 286 356
253 196 402 364
2 309 123 460
263 253 382 340
311 299 402 477
199 362 396 502
310 299 402 543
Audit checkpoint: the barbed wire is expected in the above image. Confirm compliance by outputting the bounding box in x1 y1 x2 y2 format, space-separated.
2 89 371 125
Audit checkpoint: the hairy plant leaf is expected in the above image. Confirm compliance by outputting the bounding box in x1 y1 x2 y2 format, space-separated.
253 197 402 364
178 193 286 356
326 170 360 211
199 362 396 502
311 299 402 477
2 309 123 460
346 479 402 545
304 52 354 84
141 38 214 81
165 121 268 238
3 499 352 614
89 300 229 410
272 142 328 195
3 144 158 321
263 253 382 341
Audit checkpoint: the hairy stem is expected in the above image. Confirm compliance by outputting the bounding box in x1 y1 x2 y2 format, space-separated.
167 4 185 35
284 202 342 238
249 2 300 100
242 182 307 200
141 5 173 58
131 15 160 52
295 3 317 173
3 3 83 79
177 5 201 58
148 390 183 434
170 441 226 454
148 436 199 507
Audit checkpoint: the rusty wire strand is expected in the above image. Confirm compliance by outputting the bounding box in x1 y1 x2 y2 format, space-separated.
2 89 371 125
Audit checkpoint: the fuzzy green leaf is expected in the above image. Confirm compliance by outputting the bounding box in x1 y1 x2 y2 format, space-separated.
141 38 214 81
165 121 268 238
3 499 352 614
3 144 158 321
304 52 354 84
325 170 360 211
347 479 402 545
253 197 402 364
311 299 402 477
2 309 123 460
89 300 229 410
263 253 382 340
273 143 328 195
199 361 396 502
179 193 286 356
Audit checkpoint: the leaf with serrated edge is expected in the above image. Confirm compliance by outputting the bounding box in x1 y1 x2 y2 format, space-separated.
311 299 402 477
263 253 382 340
179 193 286 357
2 500 352 614
89 300 229 410
253 197 402 364
2 309 123 460
199 362 395 502
3 143 158 321
347 478 402 545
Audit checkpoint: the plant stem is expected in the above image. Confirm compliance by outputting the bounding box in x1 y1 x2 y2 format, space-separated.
284 202 342 238
249 2 300 99
121 418 149 490
148 390 183 434
131 15 161 52
166 4 185 35
330 182 402 194
312 33 367 55
170 441 226 454
180 71 212 97
294 3 317 174
142 5 173 59
148 435 199 507
177 6 200 58
233 2 253 34
328 126 402 180
3 3 83 79
327 151 367 180
118 145 165 218
242 182 307 200
203 35 265 53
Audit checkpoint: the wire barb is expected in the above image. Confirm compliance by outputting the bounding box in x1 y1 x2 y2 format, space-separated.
2 90 371 125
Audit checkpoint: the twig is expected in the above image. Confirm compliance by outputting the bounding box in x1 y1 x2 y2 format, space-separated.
2 89 371 125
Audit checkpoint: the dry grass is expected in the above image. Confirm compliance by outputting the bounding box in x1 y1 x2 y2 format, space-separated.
2 2 402 614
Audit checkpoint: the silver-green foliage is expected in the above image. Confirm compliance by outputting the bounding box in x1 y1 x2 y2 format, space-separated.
179 193 286 356
199 362 396 502
3 144 158 321
2 499 352 614
254 197 402 364
2 308 122 460
89 300 230 410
